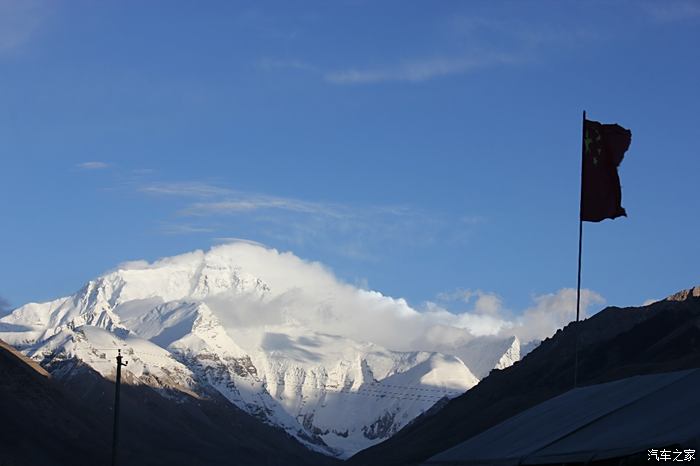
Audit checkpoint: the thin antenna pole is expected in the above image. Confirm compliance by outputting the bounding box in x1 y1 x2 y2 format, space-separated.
111 349 127 466
574 110 586 388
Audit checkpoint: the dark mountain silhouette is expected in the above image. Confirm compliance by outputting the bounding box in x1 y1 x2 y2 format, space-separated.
0 339 107 466
0 339 340 466
348 286 700 466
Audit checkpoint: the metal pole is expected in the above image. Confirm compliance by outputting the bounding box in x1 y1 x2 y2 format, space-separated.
574 110 586 388
111 349 127 466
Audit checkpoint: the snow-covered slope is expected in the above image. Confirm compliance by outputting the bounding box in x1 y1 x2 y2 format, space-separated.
0 243 518 458
447 335 521 379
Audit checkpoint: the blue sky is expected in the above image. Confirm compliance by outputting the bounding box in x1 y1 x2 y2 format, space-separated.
1 0 698 317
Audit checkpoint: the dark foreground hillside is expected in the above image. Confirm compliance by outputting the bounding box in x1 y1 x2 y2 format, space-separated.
348 286 700 466
0 339 107 466
0 339 340 466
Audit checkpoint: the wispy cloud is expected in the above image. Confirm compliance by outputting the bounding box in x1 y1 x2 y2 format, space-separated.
258 16 531 86
138 180 480 261
643 1 700 22
183 197 344 217
445 15 598 47
76 161 110 170
212 237 268 248
259 12 601 86
0 0 50 55
141 182 345 217
325 53 519 84
140 182 232 198
159 223 215 235
139 182 321 213
258 57 319 73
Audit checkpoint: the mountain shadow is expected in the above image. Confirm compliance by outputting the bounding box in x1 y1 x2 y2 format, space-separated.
0 339 340 466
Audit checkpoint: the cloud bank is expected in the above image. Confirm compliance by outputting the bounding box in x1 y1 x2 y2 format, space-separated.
423 287 604 345
129 242 605 352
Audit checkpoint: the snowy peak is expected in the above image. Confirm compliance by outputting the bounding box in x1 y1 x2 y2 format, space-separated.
494 336 520 371
11 278 129 343
666 285 700 302
97 247 272 305
69 278 124 330
0 243 523 458
449 335 520 379
191 254 271 298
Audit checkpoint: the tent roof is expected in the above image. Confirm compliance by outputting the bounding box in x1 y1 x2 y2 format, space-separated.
423 369 700 465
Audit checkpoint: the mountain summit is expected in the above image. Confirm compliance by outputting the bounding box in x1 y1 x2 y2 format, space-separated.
0 243 518 457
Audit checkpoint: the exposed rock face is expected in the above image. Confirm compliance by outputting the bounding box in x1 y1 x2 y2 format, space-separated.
666 286 700 302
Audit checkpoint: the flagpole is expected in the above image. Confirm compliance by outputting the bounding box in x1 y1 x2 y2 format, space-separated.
574 110 586 388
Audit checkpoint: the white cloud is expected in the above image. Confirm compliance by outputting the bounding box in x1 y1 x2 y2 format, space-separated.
437 288 504 316
429 286 605 344
76 161 110 170
421 299 510 339
436 289 504 316
113 259 151 271
511 289 605 343
473 292 504 316
106 243 606 359
199 244 430 350
325 53 518 84
186 243 606 351
353 277 370 290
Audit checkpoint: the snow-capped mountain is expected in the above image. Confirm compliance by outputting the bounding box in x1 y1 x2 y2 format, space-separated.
0 243 520 458
445 335 521 380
